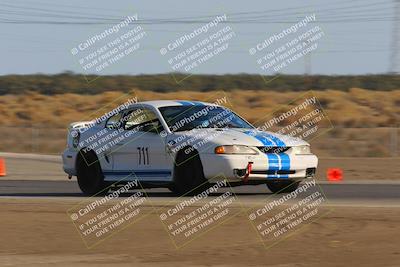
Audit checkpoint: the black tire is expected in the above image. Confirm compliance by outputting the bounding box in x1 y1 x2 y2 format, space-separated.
172 147 208 196
266 180 300 193
76 150 107 196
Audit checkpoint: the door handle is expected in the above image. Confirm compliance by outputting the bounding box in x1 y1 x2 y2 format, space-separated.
114 143 126 146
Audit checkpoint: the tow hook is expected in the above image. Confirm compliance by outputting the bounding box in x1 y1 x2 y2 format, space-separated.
233 162 253 182
243 162 253 183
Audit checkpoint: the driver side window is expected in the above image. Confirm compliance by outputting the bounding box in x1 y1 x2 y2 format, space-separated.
105 112 123 129
123 108 162 132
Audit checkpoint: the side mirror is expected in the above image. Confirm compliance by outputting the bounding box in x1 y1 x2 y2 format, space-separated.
144 122 159 133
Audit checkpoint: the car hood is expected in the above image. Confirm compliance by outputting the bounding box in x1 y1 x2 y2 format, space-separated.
171 128 308 147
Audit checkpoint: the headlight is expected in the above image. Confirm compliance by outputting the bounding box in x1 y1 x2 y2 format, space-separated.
292 145 311 155
215 145 258 155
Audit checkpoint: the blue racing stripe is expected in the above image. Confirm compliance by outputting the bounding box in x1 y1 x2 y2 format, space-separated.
278 153 290 178
255 131 290 178
258 132 286 147
244 130 278 178
244 130 275 146
279 153 290 170
176 100 195 106
192 101 205 106
243 130 291 179
266 153 280 178
103 170 171 176
261 132 290 178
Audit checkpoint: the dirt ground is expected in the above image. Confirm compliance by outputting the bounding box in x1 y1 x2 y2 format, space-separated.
0 198 399 267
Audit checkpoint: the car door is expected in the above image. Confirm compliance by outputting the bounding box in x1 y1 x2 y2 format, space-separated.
90 111 124 174
107 107 172 182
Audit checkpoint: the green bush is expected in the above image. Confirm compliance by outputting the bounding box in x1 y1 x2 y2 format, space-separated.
0 72 399 95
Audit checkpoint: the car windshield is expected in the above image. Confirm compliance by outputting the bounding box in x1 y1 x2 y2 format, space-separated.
159 105 254 132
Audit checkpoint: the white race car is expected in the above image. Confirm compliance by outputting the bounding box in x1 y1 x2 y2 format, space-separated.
62 100 318 195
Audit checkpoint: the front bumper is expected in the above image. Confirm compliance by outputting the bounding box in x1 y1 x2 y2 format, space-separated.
200 153 318 182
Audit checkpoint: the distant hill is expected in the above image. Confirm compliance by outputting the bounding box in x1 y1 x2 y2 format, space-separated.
0 72 399 95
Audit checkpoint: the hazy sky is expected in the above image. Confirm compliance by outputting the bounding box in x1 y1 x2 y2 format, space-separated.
0 0 395 75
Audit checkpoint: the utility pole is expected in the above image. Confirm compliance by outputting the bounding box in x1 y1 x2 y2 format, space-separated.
389 0 400 73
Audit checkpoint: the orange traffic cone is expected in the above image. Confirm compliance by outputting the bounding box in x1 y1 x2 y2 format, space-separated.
0 158 6 176
327 168 342 182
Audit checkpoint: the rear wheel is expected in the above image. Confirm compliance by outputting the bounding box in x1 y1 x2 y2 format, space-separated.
171 147 208 196
76 150 107 196
266 180 300 193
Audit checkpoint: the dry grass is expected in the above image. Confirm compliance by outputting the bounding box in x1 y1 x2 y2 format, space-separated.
0 88 399 128
0 89 399 156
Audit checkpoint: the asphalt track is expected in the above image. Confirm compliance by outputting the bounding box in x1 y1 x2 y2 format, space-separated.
0 180 399 206
0 153 399 206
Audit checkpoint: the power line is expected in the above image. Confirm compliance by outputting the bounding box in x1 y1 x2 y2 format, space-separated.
1 16 399 25
0 0 396 25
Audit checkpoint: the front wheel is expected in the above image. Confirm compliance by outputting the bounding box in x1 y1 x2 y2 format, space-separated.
266 180 300 193
172 147 208 196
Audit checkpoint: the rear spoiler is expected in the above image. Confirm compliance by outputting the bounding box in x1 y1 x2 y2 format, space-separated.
66 121 95 148
68 121 95 130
